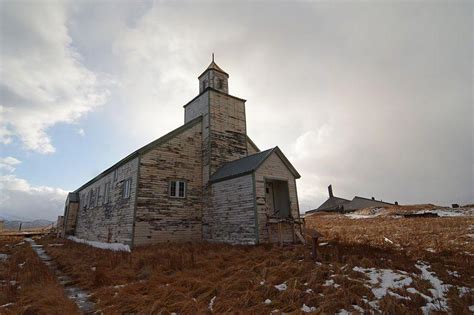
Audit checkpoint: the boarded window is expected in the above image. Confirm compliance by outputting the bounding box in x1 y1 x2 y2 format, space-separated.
103 182 110 204
95 187 100 206
87 190 93 208
169 180 186 198
122 178 132 199
218 79 223 89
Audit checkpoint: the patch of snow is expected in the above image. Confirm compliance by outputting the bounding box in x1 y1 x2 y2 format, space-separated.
388 291 410 300
384 237 394 244
260 280 265 285
301 304 317 313
352 305 364 313
345 214 379 219
0 253 9 261
18 262 26 268
415 261 450 314
264 299 272 305
469 305 474 312
48 243 64 247
274 282 288 291
323 279 340 288
271 309 279 313
319 242 328 246
305 288 313 293
335 309 350 315
425 248 436 253
467 234 474 238
0 302 14 308
447 270 460 278
457 286 471 297
352 266 412 300
415 208 473 217
303 282 309 286
68 236 130 252
208 296 216 311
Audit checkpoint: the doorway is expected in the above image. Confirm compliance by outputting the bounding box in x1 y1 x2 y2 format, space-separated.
265 179 290 218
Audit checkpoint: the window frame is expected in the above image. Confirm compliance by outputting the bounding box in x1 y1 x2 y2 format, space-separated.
103 182 110 205
169 180 186 199
122 178 132 199
95 186 100 207
87 190 93 209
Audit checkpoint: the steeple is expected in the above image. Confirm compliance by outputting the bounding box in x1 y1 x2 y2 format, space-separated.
198 54 229 94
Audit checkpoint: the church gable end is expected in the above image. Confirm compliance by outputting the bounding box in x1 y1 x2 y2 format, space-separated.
133 119 203 246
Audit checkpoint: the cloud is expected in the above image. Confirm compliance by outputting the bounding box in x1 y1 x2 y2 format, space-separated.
0 1 110 154
108 2 472 208
0 170 67 221
0 156 21 173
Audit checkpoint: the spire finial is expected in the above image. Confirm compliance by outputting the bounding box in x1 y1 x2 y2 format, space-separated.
212 53 214 62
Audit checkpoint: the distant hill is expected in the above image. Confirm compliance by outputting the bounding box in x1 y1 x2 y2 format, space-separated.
1 219 54 231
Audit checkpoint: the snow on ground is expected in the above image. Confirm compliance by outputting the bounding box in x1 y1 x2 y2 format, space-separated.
323 279 340 288
415 261 450 314
208 296 216 311
415 208 474 217
335 309 350 315
264 299 272 305
0 253 8 261
301 304 317 313
67 236 130 252
274 283 288 291
353 266 413 300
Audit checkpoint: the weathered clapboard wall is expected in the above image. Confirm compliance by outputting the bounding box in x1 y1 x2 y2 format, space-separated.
75 157 139 246
64 202 78 236
247 137 260 155
133 120 203 246
254 152 300 243
208 174 257 244
208 90 248 176
202 89 249 240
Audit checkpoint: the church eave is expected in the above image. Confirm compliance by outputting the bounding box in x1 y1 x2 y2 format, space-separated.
73 116 203 193
183 87 246 108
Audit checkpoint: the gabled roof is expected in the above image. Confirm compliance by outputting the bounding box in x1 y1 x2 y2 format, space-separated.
73 116 202 193
352 196 393 205
316 196 350 211
209 146 300 183
198 61 229 78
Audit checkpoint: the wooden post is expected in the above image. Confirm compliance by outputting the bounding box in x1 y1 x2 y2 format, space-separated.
311 233 319 260
278 222 283 247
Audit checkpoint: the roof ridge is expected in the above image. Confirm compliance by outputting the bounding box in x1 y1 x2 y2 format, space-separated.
73 116 203 193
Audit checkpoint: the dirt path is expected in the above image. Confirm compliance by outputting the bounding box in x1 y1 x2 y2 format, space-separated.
25 238 97 314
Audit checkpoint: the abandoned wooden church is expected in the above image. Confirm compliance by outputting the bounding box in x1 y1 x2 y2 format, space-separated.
61 58 303 248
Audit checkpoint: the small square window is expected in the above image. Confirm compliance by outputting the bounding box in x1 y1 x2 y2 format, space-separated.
169 180 186 198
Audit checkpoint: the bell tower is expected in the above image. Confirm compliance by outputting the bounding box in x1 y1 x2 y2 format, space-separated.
198 54 229 94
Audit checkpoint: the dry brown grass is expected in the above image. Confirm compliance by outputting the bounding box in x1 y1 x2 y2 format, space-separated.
0 236 79 314
35 213 474 315
305 213 474 261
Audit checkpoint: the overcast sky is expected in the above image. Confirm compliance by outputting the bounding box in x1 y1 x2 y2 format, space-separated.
0 0 472 221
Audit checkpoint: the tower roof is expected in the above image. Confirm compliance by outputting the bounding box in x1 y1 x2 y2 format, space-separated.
198 55 229 78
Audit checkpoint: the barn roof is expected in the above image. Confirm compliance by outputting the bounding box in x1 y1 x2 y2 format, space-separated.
316 196 350 211
209 147 300 183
